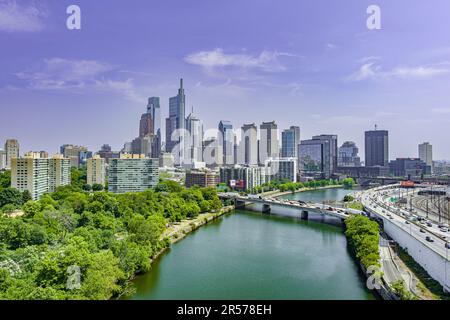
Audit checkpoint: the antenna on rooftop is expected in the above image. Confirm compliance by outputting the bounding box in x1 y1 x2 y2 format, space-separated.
375 124 378 131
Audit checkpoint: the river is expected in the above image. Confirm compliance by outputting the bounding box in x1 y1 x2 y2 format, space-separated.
126 188 376 300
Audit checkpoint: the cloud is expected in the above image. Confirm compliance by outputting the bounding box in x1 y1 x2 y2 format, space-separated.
347 62 450 81
14 58 145 103
15 58 115 89
184 48 293 72
431 108 450 114
0 0 46 32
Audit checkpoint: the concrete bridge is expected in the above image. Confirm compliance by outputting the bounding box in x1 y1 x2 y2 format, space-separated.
219 193 365 221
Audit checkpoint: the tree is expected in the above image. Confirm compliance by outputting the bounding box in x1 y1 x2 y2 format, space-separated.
0 188 24 208
0 170 11 189
92 184 104 192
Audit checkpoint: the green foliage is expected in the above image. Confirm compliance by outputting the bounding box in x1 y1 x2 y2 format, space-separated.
345 215 380 269
343 195 355 202
250 179 341 194
342 178 355 188
0 170 11 189
70 166 87 190
0 181 223 300
391 280 415 300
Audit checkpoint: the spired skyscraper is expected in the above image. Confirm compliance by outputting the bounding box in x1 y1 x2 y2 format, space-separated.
147 97 161 157
185 108 204 164
166 79 186 161
365 128 389 167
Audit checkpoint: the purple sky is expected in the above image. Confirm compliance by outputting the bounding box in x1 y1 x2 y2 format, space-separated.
1 0 450 160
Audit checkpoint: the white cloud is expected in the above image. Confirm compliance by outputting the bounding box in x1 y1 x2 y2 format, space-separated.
14 58 145 103
0 0 46 32
431 108 450 114
16 58 115 89
184 48 293 72
347 62 450 81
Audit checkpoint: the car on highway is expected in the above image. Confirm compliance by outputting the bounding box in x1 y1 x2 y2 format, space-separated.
445 243 450 249
440 227 449 233
426 236 434 243
405 220 410 225
426 222 433 228
420 228 426 233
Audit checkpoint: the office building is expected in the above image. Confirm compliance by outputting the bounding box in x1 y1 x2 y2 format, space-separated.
259 121 279 164
281 126 300 160
147 97 162 157
299 135 337 178
365 129 389 167
159 152 175 168
389 158 431 178
186 110 203 164
185 169 219 188
338 141 361 167
87 155 106 186
11 153 70 200
418 142 433 174
203 137 223 168
5 139 19 169
165 79 186 158
239 123 258 165
60 144 91 168
108 154 159 193
218 120 235 166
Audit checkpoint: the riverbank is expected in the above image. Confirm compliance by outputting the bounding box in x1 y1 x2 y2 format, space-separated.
150 205 235 264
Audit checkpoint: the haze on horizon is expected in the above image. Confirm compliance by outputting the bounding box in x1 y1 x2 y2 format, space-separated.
1 0 450 161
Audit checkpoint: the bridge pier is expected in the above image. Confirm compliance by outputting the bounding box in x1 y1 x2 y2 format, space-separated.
262 204 271 214
301 210 309 220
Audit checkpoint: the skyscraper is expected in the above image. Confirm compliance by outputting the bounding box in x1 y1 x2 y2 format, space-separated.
166 79 186 158
0 149 6 170
418 142 433 173
281 126 300 161
299 134 337 178
259 121 279 164
147 97 161 156
239 123 258 165
203 137 223 168
185 110 203 164
365 129 389 167
313 134 338 174
338 141 361 167
218 120 235 165
5 139 19 169
60 144 90 168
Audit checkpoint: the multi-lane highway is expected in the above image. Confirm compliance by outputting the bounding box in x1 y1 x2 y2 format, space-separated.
357 185 450 260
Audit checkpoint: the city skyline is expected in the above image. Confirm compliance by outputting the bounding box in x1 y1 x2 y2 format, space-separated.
1 1 450 159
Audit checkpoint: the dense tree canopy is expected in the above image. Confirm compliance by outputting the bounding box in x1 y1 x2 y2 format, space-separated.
0 180 223 300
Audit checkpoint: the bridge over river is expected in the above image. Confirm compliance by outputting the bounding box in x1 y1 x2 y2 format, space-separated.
219 193 365 221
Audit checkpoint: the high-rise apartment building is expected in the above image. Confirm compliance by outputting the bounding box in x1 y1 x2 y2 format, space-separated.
239 123 258 165
11 153 70 200
0 149 6 170
108 154 159 193
219 165 265 191
259 121 279 164
218 120 235 166
5 139 19 169
87 155 106 186
418 142 433 174
365 129 389 167
185 169 219 188
265 157 297 183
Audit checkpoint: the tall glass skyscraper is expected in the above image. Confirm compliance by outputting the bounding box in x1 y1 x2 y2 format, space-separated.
147 97 161 157
281 126 300 163
166 79 186 163
218 120 235 165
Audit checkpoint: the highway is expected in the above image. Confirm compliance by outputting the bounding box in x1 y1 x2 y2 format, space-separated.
357 185 450 261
